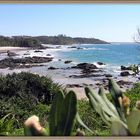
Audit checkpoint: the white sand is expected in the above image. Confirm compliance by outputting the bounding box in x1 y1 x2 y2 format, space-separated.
0 46 28 53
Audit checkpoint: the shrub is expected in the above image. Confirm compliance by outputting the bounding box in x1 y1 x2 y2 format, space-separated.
125 83 140 109
0 72 63 128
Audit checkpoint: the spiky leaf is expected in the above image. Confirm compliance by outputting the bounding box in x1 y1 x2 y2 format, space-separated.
49 90 64 136
108 79 125 121
98 87 119 117
76 113 93 134
59 91 77 136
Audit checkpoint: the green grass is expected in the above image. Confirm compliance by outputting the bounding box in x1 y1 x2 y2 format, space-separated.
76 99 110 136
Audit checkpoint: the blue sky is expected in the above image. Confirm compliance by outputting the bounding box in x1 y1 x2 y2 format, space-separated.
0 4 140 42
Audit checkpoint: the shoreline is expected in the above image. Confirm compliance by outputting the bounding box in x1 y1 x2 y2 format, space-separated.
0 45 139 100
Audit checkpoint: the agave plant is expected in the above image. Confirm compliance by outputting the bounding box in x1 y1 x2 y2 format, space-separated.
24 90 86 136
85 78 140 136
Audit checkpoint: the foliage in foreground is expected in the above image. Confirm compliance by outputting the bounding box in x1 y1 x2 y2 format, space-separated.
85 79 140 136
24 90 79 136
1 72 140 136
0 72 62 129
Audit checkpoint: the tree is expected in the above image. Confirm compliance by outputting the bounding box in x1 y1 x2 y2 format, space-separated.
134 27 140 43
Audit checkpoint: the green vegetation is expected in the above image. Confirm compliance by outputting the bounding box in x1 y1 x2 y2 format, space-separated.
35 34 109 45
125 83 140 109
85 79 140 136
0 72 62 132
24 90 78 136
0 36 42 48
0 35 109 48
77 99 110 136
0 73 140 136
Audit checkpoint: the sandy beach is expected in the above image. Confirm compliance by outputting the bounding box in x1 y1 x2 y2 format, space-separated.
0 46 29 53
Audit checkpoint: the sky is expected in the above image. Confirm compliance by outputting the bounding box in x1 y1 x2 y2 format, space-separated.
0 4 140 42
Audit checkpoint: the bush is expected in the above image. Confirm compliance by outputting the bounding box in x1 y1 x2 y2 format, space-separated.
0 72 62 129
125 83 140 109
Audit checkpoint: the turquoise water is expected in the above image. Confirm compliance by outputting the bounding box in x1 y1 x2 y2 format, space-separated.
58 43 140 66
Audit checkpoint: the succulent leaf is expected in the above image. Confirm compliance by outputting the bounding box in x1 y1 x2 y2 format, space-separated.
111 118 128 136
49 90 64 136
76 113 93 134
60 90 77 136
126 108 140 135
108 78 126 122
98 87 119 117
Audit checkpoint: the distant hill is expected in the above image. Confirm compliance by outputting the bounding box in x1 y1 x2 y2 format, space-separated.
34 35 109 45
0 35 109 48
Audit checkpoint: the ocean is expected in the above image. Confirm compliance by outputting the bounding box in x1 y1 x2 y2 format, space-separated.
58 43 140 65
50 43 140 75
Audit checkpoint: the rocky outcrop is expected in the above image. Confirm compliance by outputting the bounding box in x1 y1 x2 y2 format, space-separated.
7 50 18 57
46 54 51 56
120 71 130 76
34 50 43 53
68 46 77 49
104 74 113 77
69 74 104 78
72 63 98 69
97 62 105 65
82 69 102 74
0 56 53 69
77 47 83 50
64 60 72 64
117 80 133 86
48 66 58 70
66 84 83 88
121 65 132 71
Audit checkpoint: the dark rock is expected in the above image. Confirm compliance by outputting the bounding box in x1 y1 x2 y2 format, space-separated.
61 67 71 70
66 84 83 88
77 47 83 50
46 54 51 56
68 46 77 49
24 56 53 63
7 50 18 57
104 74 113 77
117 80 133 86
72 63 98 69
121 65 132 71
69 74 104 78
0 56 53 69
64 60 72 64
97 62 105 65
81 69 102 74
120 71 130 76
34 50 43 53
48 66 58 70
58 59 61 61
